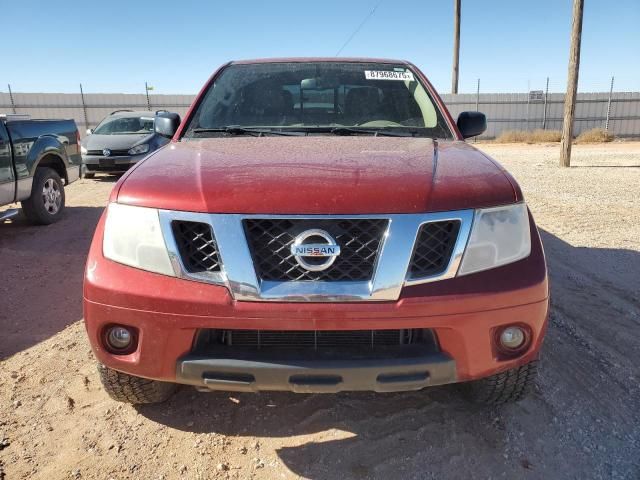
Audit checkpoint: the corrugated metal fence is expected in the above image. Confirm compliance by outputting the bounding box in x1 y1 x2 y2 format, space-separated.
440 92 640 138
0 92 194 136
1 90 639 138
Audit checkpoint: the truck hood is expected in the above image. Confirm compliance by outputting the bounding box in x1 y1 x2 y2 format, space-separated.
115 137 519 214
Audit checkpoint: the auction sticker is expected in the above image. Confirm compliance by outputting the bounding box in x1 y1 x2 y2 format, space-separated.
365 70 415 81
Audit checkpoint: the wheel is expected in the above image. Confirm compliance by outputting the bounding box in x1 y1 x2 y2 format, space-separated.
83 172 96 179
460 360 538 405
21 167 65 225
98 364 177 404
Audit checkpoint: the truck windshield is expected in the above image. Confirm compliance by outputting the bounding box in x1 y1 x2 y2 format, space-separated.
93 116 154 135
183 62 453 138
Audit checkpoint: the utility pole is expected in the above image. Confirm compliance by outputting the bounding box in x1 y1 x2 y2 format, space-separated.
451 0 461 94
560 0 584 168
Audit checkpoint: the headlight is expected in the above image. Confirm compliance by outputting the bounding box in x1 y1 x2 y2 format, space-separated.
103 203 175 276
128 143 150 155
458 203 531 276
81 145 87 155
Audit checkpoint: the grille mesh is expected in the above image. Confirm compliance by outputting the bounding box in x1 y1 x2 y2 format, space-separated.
172 221 222 273
244 219 388 281
222 330 415 348
408 221 460 279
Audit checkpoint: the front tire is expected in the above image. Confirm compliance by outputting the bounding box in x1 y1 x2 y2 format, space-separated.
83 172 96 179
98 364 177 404
21 167 65 225
460 360 538 405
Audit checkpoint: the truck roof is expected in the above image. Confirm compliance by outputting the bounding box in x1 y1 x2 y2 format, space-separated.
0 114 32 122
230 57 411 66
109 110 157 118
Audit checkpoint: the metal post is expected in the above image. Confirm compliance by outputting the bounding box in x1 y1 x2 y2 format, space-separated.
7 84 17 114
79 83 89 132
474 78 480 142
145 82 152 111
526 80 530 130
605 76 614 131
542 77 549 129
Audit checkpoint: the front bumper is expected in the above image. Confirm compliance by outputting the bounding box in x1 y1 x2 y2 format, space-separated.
84 212 549 392
82 154 145 173
179 349 456 393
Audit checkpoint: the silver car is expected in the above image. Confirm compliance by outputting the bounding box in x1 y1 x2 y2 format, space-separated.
81 110 175 178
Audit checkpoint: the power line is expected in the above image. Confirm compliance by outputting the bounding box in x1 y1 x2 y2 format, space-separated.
335 2 382 56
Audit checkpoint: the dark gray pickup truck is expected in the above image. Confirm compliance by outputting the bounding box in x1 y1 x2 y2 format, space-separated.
0 114 81 224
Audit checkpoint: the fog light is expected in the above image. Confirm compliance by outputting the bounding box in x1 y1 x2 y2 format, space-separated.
107 326 132 350
500 326 525 350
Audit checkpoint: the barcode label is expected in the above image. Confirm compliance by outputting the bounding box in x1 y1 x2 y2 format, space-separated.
365 70 415 81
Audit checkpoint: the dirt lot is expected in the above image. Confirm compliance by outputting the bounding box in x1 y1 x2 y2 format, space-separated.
1 142 639 480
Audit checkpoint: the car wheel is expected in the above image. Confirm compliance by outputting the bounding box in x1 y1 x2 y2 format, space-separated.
84 172 96 179
21 167 65 225
98 364 177 404
459 360 538 405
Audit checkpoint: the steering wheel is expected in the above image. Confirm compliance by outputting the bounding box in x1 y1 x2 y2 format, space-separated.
356 120 404 127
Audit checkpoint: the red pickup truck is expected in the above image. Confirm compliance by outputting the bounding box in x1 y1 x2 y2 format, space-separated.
83 58 548 405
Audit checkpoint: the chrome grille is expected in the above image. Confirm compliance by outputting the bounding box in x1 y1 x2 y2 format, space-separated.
243 219 388 281
157 209 475 302
172 221 222 273
408 221 460 279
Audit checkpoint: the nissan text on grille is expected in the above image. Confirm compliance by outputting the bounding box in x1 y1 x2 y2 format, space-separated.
83 59 548 405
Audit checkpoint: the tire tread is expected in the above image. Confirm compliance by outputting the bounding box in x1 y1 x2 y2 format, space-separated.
461 360 538 405
21 167 65 225
98 364 176 404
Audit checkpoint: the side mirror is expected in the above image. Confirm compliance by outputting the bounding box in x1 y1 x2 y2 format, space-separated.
86 128 93 135
457 111 486 138
155 112 181 138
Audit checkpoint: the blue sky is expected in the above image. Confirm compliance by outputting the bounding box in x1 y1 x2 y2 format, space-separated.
2 0 639 94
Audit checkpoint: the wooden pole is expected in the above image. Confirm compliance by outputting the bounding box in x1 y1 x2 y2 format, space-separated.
560 0 584 168
451 0 461 94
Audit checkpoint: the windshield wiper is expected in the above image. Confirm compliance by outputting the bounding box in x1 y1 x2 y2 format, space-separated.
329 127 417 137
191 126 305 137
281 126 418 137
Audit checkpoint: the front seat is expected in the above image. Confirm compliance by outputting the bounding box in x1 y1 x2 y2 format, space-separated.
281 89 295 124
344 87 381 125
238 84 287 126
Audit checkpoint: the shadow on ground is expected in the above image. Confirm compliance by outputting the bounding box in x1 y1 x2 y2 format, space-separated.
0 206 104 358
135 230 639 478
2 207 638 478
138 384 522 478
88 174 123 183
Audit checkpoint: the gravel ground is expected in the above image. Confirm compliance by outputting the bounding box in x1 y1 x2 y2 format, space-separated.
1 142 639 480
